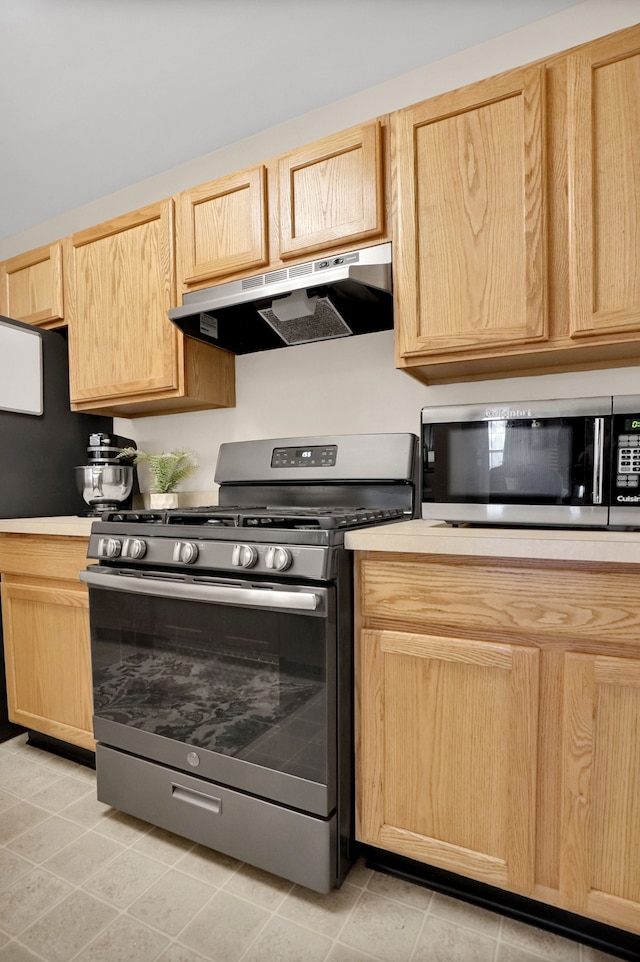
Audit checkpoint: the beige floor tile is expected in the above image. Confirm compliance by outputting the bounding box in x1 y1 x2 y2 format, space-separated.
0 787 19 813
326 945 381 962
0 800 49 845
428 892 502 938
156 945 211 962
19 889 117 962
28 773 95 812
129 867 216 936
0 866 72 936
83 848 168 907
174 843 241 886
500 917 581 961
343 859 373 889
242 915 333 962
93 808 154 845
0 943 43 961
6 814 85 863
1 755 56 798
73 914 170 962
0 848 33 894
278 880 362 938
367 870 434 911
57 790 113 829
178 890 269 961
131 825 195 865
412 914 498 961
224 862 294 910
339 891 425 962
42 829 125 884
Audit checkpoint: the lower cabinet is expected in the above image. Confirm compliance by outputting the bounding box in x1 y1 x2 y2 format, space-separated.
0 534 94 751
355 551 640 936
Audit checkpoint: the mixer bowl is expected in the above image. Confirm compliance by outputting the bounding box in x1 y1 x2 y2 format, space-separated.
75 464 134 510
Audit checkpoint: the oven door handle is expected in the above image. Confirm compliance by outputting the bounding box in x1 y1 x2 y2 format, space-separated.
79 567 322 611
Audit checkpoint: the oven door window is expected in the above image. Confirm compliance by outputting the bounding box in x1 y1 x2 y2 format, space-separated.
89 582 334 787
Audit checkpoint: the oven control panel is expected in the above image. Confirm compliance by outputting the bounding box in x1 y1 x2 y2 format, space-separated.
271 444 337 468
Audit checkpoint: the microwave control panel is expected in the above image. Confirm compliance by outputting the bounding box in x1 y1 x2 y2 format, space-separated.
614 415 640 489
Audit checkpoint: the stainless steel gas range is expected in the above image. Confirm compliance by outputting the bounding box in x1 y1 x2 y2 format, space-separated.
81 433 418 892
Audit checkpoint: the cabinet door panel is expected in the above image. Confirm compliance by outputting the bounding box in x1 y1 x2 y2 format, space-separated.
66 201 179 404
357 628 538 893
0 242 64 327
394 65 547 358
561 653 640 933
2 581 94 749
176 165 268 289
568 26 640 338
279 122 384 258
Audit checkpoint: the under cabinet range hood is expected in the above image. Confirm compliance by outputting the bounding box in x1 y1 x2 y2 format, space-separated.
168 242 393 354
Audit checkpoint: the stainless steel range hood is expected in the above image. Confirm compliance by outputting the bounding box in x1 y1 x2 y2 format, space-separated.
168 242 393 355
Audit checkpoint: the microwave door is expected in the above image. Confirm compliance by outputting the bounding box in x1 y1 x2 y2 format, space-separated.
421 403 611 528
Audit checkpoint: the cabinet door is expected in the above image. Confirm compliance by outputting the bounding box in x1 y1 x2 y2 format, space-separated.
65 200 180 405
0 242 64 327
357 628 539 894
567 26 640 339
560 652 640 934
176 165 268 291
278 122 384 258
393 65 548 359
1 580 94 751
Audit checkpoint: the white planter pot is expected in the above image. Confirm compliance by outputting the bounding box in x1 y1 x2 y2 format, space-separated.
148 492 179 509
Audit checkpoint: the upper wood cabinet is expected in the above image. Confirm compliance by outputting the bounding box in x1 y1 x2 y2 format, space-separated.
176 165 268 290
278 122 384 259
393 65 548 362
393 23 640 385
0 241 65 328
567 26 640 340
176 121 386 295
64 200 235 417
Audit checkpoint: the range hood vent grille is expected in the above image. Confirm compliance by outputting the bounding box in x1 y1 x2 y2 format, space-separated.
169 242 393 356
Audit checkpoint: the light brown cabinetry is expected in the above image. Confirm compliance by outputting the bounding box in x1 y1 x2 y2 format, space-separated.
64 199 235 417
355 551 640 935
393 23 640 384
0 242 65 328
176 121 386 295
0 534 95 751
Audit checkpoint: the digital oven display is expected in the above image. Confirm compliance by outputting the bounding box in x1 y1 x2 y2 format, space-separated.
271 445 338 467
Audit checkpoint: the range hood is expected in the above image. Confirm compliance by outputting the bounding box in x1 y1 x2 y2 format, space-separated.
168 242 393 355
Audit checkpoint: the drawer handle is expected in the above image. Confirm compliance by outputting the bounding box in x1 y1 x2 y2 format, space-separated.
171 783 222 815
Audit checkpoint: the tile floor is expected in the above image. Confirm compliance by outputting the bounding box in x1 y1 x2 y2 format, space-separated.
0 733 627 962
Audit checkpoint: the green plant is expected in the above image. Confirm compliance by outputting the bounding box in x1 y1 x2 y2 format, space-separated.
118 447 197 493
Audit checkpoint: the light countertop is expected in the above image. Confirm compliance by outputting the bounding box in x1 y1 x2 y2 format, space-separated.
0 517 95 537
345 519 640 565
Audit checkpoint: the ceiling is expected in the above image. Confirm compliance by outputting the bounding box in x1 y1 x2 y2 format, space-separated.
0 0 580 242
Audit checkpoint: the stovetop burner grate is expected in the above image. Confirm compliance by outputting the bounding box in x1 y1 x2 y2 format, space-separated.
100 505 407 531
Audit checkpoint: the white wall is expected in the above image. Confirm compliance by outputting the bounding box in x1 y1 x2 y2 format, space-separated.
4 0 640 499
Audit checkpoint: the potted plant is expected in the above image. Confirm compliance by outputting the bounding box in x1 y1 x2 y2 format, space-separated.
118 447 197 508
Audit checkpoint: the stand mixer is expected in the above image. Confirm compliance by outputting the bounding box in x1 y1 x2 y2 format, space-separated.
75 433 138 515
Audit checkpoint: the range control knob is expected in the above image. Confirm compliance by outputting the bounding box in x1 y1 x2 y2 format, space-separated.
123 537 146 560
231 543 258 568
98 536 122 559
173 540 199 564
265 545 292 571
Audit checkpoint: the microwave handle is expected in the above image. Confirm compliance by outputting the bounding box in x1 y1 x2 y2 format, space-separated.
79 567 322 612
592 416 605 505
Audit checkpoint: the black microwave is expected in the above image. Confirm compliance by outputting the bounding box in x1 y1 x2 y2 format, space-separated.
421 395 640 529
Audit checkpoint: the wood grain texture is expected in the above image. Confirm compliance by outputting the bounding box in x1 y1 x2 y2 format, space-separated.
0 242 64 327
176 165 268 289
393 64 548 359
278 121 384 257
568 25 640 337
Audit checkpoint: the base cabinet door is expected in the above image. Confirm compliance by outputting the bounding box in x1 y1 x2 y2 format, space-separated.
560 652 640 934
0 535 95 751
357 627 539 895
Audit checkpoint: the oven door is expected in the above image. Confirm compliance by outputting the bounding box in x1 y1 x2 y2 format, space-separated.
421 397 612 527
81 566 336 817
